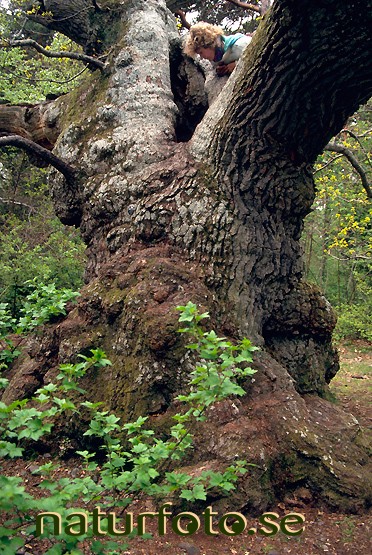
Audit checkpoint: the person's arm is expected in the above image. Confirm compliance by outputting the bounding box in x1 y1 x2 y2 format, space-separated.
221 35 252 64
215 35 252 76
215 61 236 76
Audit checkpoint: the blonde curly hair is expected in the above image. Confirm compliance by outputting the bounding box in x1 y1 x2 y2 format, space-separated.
183 22 224 58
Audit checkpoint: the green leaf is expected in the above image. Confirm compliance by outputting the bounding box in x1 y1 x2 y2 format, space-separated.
180 489 194 501
0 536 25 554
0 441 23 458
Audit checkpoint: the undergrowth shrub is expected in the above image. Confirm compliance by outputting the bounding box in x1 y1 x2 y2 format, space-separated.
0 214 86 318
0 302 258 554
0 280 80 371
334 301 372 342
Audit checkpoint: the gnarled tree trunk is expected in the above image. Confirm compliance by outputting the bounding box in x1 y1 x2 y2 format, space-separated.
1 0 371 512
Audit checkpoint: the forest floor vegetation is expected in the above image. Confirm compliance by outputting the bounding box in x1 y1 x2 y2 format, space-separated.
1 341 371 555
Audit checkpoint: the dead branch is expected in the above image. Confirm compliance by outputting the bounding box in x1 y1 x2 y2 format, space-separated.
337 128 372 170
92 0 106 11
314 154 344 174
3 39 105 71
175 9 191 30
0 197 36 213
324 143 371 199
226 0 261 14
0 134 77 184
166 1 196 12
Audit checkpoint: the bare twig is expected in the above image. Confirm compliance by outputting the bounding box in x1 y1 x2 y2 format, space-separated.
0 197 36 213
314 154 344 174
1 63 88 85
3 39 105 71
27 4 93 24
326 250 372 262
92 0 105 11
0 134 77 184
324 143 371 199
357 127 372 138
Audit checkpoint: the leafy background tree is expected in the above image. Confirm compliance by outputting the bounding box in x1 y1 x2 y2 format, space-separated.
0 0 86 316
0 0 87 103
177 0 263 32
302 102 371 341
0 146 86 316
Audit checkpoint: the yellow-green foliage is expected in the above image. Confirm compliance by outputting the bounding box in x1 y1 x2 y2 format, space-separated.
314 166 371 259
303 104 371 340
0 34 87 103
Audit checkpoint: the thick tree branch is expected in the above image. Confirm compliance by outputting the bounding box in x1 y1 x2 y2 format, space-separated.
192 0 372 170
175 9 191 30
0 102 61 150
259 0 271 15
166 1 196 11
3 39 105 71
0 134 77 184
25 0 112 54
324 143 372 199
167 0 269 15
226 0 261 14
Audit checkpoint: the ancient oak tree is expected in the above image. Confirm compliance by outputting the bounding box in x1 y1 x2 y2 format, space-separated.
1 0 371 511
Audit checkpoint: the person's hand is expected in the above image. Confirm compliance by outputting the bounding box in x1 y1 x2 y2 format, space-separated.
215 62 236 76
215 63 228 76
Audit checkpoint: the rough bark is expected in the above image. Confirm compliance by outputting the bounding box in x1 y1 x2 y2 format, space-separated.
1 0 372 512
28 0 122 54
260 0 271 14
0 101 60 149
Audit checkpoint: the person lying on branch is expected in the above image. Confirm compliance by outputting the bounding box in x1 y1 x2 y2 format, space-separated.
183 22 252 76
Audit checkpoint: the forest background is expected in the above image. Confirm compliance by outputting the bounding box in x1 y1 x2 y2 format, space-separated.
0 0 371 342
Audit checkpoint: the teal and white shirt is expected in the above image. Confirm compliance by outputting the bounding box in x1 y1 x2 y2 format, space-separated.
214 34 252 65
